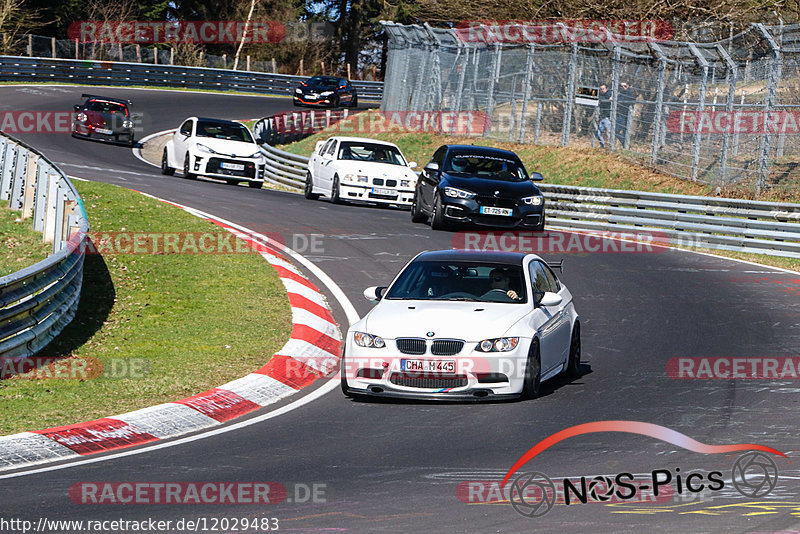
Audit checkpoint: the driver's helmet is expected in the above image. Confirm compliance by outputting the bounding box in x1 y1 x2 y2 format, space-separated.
450 156 468 172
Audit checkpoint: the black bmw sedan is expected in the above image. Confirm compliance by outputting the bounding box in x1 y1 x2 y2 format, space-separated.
293 76 358 108
411 145 545 230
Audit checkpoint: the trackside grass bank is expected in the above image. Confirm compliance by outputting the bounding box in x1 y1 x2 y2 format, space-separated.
278 110 800 272
0 180 292 435
0 201 52 277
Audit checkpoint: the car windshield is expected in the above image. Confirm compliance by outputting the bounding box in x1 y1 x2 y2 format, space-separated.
196 121 253 143
338 142 406 166
444 153 529 182
87 100 128 115
385 261 527 303
307 76 339 87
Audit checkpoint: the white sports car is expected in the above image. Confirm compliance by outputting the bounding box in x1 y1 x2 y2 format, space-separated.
161 117 265 188
304 136 418 206
341 250 580 400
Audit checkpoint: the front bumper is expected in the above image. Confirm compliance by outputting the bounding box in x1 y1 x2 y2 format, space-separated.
189 153 265 183
72 124 134 143
294 95 335 107
440 197 545 229
339 182 415 206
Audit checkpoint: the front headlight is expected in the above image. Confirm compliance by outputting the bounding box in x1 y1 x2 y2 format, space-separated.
320 91 334 96
521 195 543 206
476 337 519 352
344 174 368 183
354 332 385 348
295 88 302 94
401 179 416 188
444 187 475 199
196 143 216 154
76 112 87 122
122 119 134 128
246 151 262 159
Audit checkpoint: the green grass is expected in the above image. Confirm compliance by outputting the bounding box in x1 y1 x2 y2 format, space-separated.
278 110 800 273
0 201 52 277
0 181 292 435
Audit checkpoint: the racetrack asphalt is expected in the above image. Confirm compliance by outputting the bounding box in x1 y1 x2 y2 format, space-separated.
1 85 799 532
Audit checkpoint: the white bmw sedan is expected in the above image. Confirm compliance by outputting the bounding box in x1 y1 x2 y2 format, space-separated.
341 250 581 400
305 136 418 206
161 117 265 188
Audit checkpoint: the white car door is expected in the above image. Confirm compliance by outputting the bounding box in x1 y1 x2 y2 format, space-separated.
311 139 332 188
172 119 194 168
318 139 338 192
528 260 568 376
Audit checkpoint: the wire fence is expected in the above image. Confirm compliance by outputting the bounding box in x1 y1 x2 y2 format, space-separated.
380 22 800 199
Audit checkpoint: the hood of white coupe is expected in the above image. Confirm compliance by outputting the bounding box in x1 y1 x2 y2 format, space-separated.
362 299 531 341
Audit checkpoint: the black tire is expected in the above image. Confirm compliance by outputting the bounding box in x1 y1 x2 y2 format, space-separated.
430 194 447 230
410 190 426 223
565 323 581 378
128 137 136 147
350 94 358 108
161 148 174 176
248 181 262 189
183 153 197 180
332 96 341 108
340 352 353 397
331 175 342 204
304 172 319 200
521 340 542 400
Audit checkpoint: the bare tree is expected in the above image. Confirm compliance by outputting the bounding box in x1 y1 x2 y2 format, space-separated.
0 0 37 54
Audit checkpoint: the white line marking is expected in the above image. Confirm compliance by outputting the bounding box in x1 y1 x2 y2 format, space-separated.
133 129 174 168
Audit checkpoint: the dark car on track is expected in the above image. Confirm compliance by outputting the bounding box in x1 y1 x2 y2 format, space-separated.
411 145 546 231
293 76 357 108
72 94 136 146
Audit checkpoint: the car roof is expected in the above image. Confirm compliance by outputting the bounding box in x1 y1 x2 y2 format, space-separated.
444 145 521 159
329 136 401 149
195 117 243 125
413 250 529 265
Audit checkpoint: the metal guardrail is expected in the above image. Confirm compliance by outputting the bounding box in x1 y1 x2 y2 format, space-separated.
249 136 800 257
0 132 89 360
540 183 800 258
0 56 384 101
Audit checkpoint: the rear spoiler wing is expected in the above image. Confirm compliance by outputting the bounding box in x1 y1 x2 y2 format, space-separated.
547 260 564 273
81 94 131 105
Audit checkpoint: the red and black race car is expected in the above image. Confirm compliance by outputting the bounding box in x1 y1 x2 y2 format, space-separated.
72 94 136 146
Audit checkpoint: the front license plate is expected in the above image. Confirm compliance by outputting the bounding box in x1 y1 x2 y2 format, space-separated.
480 206 513 216
221 162 245 171
372 187 396 196
95 128 113 135
401 359 456 374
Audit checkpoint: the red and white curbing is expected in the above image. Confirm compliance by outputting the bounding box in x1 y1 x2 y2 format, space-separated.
0 195 341 472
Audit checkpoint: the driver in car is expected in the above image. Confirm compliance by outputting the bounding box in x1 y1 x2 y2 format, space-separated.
489 268 521 301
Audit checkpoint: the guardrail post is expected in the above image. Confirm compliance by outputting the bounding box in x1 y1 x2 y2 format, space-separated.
452 43 469 113
1 143 15 200
9 147 27 210
561 42 578 147
43 171 59 244
53 185 65 251
22 153 37 218
518 44 535 144
716 44 738 185
33 163 48 232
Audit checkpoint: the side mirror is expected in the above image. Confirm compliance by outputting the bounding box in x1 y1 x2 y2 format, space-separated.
315 141 324 153
424 162 440 173
73 104 81 111
539 292 563 307
364 286 387 302
530 172 544 181
408 161 417 168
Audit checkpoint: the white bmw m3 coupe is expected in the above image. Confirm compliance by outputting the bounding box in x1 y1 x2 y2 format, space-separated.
341 250 581 400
